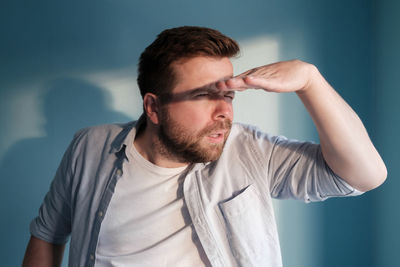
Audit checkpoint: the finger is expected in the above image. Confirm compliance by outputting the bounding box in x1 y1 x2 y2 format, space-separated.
223 78 252 91
234 69 256 79
215 80 229 90
225 77 247 88
242 76 277 91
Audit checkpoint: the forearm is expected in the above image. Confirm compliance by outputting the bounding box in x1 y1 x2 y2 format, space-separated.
22 236 65 267
297 65 387 191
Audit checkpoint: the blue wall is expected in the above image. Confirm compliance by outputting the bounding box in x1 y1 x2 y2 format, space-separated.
374 1 400 266
1 0 398 266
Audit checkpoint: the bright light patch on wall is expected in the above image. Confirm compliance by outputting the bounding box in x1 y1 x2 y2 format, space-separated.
0 85 45 160
232 36 280 134
84 68 143 120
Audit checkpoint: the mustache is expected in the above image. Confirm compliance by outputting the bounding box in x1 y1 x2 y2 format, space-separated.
198 119 232 137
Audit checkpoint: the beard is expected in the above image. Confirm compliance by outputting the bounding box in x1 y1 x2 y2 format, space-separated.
157 109 232 163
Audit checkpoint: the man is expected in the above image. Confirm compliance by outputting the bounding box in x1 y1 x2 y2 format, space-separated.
23 26 386 267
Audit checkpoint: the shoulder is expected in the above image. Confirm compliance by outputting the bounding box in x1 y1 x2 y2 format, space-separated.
75 121 135 137
68 121 136 152
223 123 279 162
227 122 309 157
73 121 135 141
229 122 282 145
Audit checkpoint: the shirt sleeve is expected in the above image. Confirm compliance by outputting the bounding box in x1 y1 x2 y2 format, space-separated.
29 130 84 244
258 133 363 202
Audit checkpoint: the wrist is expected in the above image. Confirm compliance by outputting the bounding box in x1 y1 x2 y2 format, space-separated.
297 63 321 96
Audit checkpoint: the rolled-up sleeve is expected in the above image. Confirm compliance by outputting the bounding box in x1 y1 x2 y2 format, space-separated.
258 133 363 202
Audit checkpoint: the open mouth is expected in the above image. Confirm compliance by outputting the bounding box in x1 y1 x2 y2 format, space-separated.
207 131 226 143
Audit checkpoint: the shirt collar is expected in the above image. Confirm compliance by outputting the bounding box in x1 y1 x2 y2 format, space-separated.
110 114 146 156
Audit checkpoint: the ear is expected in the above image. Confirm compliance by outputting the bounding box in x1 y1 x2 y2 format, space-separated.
143 93 161 125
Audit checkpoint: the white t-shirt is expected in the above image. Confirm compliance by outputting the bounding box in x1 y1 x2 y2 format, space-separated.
95 143 210 266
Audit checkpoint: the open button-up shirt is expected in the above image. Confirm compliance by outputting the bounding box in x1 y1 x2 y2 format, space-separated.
30 117 361 267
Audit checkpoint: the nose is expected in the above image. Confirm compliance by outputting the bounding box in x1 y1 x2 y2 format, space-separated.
212 98 233 121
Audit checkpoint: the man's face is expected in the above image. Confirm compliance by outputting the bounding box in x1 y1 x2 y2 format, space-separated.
157 56 234 163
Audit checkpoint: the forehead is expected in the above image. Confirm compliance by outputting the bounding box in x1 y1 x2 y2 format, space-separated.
170 56 233 94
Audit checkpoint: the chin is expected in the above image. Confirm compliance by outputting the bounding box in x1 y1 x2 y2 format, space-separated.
193 144 225 163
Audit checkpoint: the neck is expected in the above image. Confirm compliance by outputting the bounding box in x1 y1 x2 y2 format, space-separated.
134 122 189 168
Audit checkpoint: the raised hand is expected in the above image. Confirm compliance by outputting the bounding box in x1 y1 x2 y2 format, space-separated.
216 59 317 93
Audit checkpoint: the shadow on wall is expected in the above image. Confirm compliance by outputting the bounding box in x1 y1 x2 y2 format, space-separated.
0 78 133 266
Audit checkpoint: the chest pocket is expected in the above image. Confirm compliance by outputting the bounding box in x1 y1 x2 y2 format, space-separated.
218 184 281 267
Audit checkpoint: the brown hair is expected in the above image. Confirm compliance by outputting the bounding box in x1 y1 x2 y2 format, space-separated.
137 26 240 98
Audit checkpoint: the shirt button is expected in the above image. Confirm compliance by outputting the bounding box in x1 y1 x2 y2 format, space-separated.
116 169 122 176
98 211 103 217
90 254 94 260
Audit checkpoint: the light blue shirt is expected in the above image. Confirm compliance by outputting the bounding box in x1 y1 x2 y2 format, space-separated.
30 116 361 267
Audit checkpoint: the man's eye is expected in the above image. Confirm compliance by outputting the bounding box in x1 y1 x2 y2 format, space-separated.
195 93 209 98
224 93 235 100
